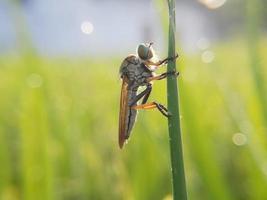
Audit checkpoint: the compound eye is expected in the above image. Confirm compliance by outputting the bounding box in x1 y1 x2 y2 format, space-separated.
137 43 149 60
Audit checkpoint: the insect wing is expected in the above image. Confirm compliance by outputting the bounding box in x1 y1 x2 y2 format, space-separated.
119 76 129 148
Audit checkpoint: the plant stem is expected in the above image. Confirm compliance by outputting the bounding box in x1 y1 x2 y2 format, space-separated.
166 0 187 199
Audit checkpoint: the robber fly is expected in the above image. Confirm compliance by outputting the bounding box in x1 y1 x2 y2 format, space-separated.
118 43 178 148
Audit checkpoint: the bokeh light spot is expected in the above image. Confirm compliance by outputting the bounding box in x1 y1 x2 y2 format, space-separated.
81 21 94 35
198 0 227 9
26 73 43 88
232 133 247 146
201 50 215 63
163 194 173 200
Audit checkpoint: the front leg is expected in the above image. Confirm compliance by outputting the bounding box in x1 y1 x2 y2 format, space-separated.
146 70 179 82
144 53 179 67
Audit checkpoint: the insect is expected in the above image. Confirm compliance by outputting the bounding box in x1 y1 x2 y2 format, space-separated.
118 42 178 148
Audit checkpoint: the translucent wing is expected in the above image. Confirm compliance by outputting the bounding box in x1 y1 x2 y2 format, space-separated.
118 55 139 149
119 76 129 148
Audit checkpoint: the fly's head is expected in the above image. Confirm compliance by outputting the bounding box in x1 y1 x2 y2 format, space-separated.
137 42 155 61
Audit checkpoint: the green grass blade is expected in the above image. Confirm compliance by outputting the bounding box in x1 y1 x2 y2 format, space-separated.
19 73 53 200
246 0 267 127
166 0 187 199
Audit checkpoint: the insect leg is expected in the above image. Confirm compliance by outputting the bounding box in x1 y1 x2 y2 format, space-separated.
141 87 152 104
147 71 179 82
132 102 170 117
158 53 179 65
129 84 152 107
145 54 179 66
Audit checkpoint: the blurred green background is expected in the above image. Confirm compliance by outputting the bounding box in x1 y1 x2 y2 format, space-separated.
0 0 267 199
